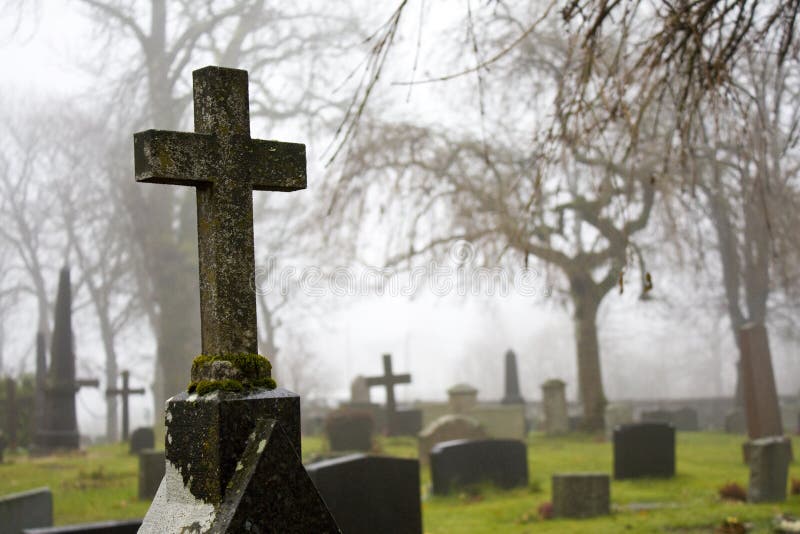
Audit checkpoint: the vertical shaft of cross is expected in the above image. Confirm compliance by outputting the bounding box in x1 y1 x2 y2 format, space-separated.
106 370 145 441
383 354 396 412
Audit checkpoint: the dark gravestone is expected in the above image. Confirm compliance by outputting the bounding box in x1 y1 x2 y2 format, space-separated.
106 371 145 441
22 520 141 534
739 323 783 439
37 268 99 451
430 439 528 495
139 449 166 500
552 473 610 518
747 436 792 503
388 409 422 436
501 349 524 405
135 66 338 533
129 427 155 454
325 409 374 452
613 423 675 479
0 487 53 533
307 454 422 534
365 354 413 436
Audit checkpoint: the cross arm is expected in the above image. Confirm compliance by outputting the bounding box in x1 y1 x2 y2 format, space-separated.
134 130 218 186
249 139 306 192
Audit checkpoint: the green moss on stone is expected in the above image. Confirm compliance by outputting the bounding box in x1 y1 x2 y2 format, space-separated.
188 353 276 395
192 379 244 396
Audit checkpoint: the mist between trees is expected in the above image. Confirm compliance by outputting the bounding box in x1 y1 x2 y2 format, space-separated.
0 0 798 436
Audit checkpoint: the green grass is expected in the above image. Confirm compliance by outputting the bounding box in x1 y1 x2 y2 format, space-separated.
2 433 799 532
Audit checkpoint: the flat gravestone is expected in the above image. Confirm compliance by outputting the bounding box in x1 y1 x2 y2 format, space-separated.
552 473 610 518
747 436 792 503
129 427 155 454
387 409 423 436
613 423 675 479
430 439 528 495
418 414 487 466
0 487 53 533
306 454 422 534
139 449 166 500
22 520 141 534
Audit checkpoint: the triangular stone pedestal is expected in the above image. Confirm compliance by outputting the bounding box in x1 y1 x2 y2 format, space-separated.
139 388 340 533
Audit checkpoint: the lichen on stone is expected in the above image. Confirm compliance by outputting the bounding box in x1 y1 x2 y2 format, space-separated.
188 353 276 395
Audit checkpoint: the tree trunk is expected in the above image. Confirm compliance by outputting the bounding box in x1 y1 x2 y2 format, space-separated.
572 285 606 431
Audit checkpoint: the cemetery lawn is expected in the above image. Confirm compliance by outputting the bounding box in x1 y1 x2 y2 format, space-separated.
0 433 798 531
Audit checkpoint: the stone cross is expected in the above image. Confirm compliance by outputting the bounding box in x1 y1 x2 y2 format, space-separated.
134 66 306 356
106 370 145 441
365 354 411 414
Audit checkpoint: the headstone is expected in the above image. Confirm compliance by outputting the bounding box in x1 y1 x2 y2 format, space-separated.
430 439 528 495
350 375 370 403
22 520 142 533
747 435 792 502
135 66 338 533
325 409 374 452
129 427 155 454
551 473 610 518
364 354 413 436
36 267 99 451
139 449 166 500
541 379 568 435
306 454 422 534
387 408 423 436
417 414 487 465
0 487 53 533
106 370 146 441
501 349 524 405
613 423 675 479
447 383 478 413
604 403 633 438
739 323 783 439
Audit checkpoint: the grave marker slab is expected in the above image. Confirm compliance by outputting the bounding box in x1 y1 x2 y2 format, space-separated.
501 349 524 405
613 423 675 479
552 473 610 518
0 487 53 533
417 414 487 466
139 449 166 500
129 427 155 454
430 439 528 495
541 379 568 435
747 436 792 503
306 454 422 534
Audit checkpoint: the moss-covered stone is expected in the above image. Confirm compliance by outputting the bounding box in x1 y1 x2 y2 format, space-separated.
188 353 276 395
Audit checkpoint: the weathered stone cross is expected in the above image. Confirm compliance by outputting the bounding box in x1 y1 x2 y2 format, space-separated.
134 67 306 356
106 370 145 441
365 353 411 413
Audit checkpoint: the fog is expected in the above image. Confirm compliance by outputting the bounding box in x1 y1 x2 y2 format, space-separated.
0 1 798 438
